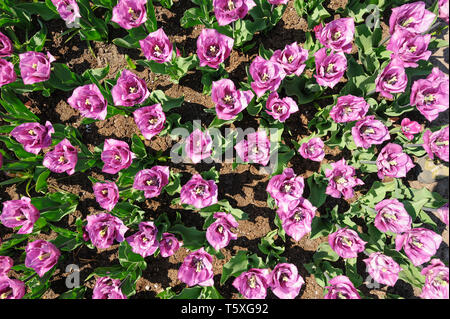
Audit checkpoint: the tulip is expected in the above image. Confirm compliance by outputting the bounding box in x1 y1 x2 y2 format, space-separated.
111 69 150 107
422 127 449 162
277 197 316 242
363 252 402 287
111 0 147 30
43 138 78 175
325 158 364 199
395 227 442 266
51 0 81 27
0 196 40 235
133 104 166 140
178 247 214 287
10 121 54 155
298 137 325 162
67 84 107 120
375 58 408 99
267 0 288 4
0 31 13 57
437 203 449 225
315 17 355 53
329 227 366 259
206 212 238 250
92 277 127 299
269 263 304 299
126 221 159 258
213 0 256 26
93 182 120 212
159 233 182 258
197 28 234 69
270 42 308 76
324 275 360 299
314 48 347 89
211 79 254 120
351 116 390 149
401 118 422 141
235 130 271 166
180 174 218 209
101 139 136 174
420 259 449 299
0 59 17 87
439 0 449 24
185 129 213 164
0 277 25 299
376 143 415 179
133 166 170 199
232 268 270 299
265 92 299 122
410 78 449 122
266 168 305 211
387 30 431 68
389 1 436 35
374 199 412 234
249 56 285 98
139 28 173 64
329 95 369 123
0 256 13 277
85 213 128 249
25 240 60 277
19 51 55 85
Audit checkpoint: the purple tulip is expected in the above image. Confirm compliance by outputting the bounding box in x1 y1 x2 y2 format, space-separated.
185 129 213 164
43 138 78 175
325 158 364 199
268 263 304 299
101 139 136 174
269 42 308 76
387 30 432 68
111 0 147 30
51 0 81 27
420 259 449 299
277 197 316 242
206 212 238 250
329 95 369 123
395 228 442 266
439 0 449 23
0 31 13 57
0 197 40 235
265 92 299 122
211 79 254 120
401 118 422 141
363 252 402 287
0 59 17 87
25 240 60 277
85 213 128 249
376 143 415 179
0 256 13 277
126 221 159 258
0 277 25 299
266 168 305 211
178 247 214 287
19 51 55 85
93 182 120 212
235 130 271 166
298 137 325 162
389 1 436 35
111 69 150 107
268 0 288 4
213 0 256 26
133 166 170 199
180 174 218 209
351 116 390 149
437 203 448 226
92 277 127 299
374 199 412 234
324 275 360 299
422 127 449 162
197 28 234 69
139 28 173 64
232 268 270 299
329 227 366 259
249 56 285 98
410 80 449 122
375 58 408 99
159 233 182 258
314 48 347 89
10 121 54 155
67 84 107 120
314 17 355 53
133 104 166 140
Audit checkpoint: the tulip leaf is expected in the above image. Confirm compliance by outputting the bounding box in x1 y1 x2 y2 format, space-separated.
150 90 184 112
169 224 206 251
131 133 147 158
171 286 203 299
306 173 328 208
58 287 87 299
220 250 249 285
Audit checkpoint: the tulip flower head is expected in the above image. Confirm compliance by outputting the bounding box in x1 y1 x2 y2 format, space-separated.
178 248 214 287
0 197 40 235
133 166 170 199
43 138 78 175
11 121 54 155
25 240 60 277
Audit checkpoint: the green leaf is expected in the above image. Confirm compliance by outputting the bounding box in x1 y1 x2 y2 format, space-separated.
310 216 335 240
150 90 184 112
35 169 50 193
220 250 249 285
131 134 147 158
169 224 206 250
145 0 158 33
46 63 83 91
200 286 224 299
171 286 203 299
0 88 40 122
157 287 177 299
200 166 220 183
118 241 147 270
58 286 87 299
313 242 339 264
306 173 328 208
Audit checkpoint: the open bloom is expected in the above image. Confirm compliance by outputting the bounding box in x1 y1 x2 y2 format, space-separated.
330 95 369 123
0 256 13 277
206 212 238 250
420 259 449 299
329 227 366 259
389 1 436 35
126 221 159 258
178 248 214 287
197 28 234 69
0 197 40 235
324 275 360 299
111 0 147 29
266 168 304 211
364 252 402 287
211 79 254 120
85 213 128 249
0 31 13 57
133 104 166 140
11 121 54 155
376 143 415 179
265 92 299 122
401 118 422 141
19 51 55 85
277 197 316 242
351 116 390 149
395 227 442 266
185 129 213 164
270 42 308 76
235 130 271 166
325 159 364 199
43 138 78 175
92 277 127 299
315 17 355 53
0 277 25 299
437 203 449 225
180 174 218 209
439 0 449 23
387 30 431 68
375 58 408 99
139 28 173 64
159 233 182 258
298 137 325 162
25 240 60 277
93 182 119 212
101 139 135 174
0 59 16 87
249 56 285 98
51 0 81 27
213 0 256 26
422 126 449 162
133 166 170 199
67 84 107 120
232 268 270 299
111 69 150 107
314 48 347 88
269 263 304 299
374 199 412 234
